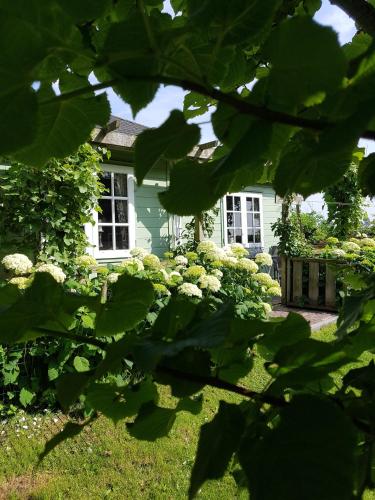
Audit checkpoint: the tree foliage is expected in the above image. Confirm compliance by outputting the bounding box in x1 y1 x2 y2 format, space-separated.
0 144 106 266
324 152 367 239
1 0 375 498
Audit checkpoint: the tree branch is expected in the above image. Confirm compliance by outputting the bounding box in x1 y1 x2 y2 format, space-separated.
33 326 107 350
330 0 375 38
157 365 286 407
41 75 375 141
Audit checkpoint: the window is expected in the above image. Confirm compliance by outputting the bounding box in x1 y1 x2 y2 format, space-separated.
87 166 135 258
224 193 263 247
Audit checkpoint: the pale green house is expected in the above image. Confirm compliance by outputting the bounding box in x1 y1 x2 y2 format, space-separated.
86 116 282 263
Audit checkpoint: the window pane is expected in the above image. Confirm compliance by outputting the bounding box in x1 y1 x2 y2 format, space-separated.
247 230 254 243
227 213 234 227
116 227 129 249
227 229 234 243
101 171 112 195
98 199 112 223
234 196 241 211
254 213 261 227
234 212 241 227
247 213 254 227
253 198 260 211
114 173 127 196
235 229 242 243
115 200 128 223
254 229 261 242
246 197 253 211
226 196 233 211
98 226 113 250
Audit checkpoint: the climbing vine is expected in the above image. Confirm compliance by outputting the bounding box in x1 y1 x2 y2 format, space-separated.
0 144 107 267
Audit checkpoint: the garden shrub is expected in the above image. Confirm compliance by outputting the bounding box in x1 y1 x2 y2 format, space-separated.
0 243 280 412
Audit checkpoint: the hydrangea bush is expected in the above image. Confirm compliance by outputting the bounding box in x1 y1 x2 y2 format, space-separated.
111 242 281 321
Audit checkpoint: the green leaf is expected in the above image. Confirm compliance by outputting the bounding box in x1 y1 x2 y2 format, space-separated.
238 395 356 500
151 296 197 340
39 421 87 462
343 360 375 396
255 312 311 360
73 356 90 373
99 16 160 114
0 273 63 344
274 106 373 197
156 349 211 397
15 94 110 166
0 89 38 155
189 401 245 499
159 159 230 215
359 152 375 195
127 402 176 441
135 110 200 185
95 275 154 336
19 387 35 408
264 17 347 106
211 119 272 181
56 372 91 411
266 338 353 395
57 0 111 22
86 379 157 423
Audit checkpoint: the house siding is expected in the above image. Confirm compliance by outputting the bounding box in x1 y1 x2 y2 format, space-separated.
134 166 171 257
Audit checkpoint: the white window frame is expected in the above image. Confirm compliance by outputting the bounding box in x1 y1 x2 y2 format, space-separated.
223 192 264 248
85 164 136 259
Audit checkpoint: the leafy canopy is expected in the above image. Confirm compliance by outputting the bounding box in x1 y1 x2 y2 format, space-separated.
2 0 375 498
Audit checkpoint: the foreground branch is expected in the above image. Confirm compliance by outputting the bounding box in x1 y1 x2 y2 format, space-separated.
331 0 375 37
42 75 375 141
157 365 286 407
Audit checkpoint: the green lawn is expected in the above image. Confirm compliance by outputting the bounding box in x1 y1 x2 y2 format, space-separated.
0 323 374 500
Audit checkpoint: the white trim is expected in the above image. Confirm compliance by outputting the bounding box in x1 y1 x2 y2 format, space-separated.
85 164 136 259
223 192 264 248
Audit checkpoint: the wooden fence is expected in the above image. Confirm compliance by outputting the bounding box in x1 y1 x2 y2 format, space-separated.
280 256 340 312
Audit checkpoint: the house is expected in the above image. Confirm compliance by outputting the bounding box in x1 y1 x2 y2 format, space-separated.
87 116 282 263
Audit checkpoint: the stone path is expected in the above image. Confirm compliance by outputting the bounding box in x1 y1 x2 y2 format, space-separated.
271 303 338 331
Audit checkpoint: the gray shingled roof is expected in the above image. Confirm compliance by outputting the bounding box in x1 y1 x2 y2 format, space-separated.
109 115 148 135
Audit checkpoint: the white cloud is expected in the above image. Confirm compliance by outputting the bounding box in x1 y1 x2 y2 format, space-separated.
314 0 356 44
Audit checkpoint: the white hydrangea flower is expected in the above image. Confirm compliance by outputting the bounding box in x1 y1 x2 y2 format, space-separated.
107 272 120 284
74 255 97 267
230 243 248 258
262 302 272 315
8 276 32 289
199 274 221 292
253 273 274 287
120 258 144 272
211 269 223 279
168 271 183 286
221 256 238 267
341 241 361 253
178 282 202 298
153 283 171 296
174 255 188 266
267 285 282 297
130 247 148 259
236 259 258 273
183 265 206 280
203 249 225 262
196 240 217 254
143 254 161 269
35 264 66 283
331 249 346 258
2 254 33 275
255 252 273 267
360 238 375 248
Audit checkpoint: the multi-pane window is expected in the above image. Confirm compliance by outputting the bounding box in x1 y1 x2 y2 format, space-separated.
225 193 262 246
97 171 130 252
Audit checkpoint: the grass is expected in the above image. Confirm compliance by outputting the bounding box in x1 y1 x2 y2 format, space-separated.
0 322 374 499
